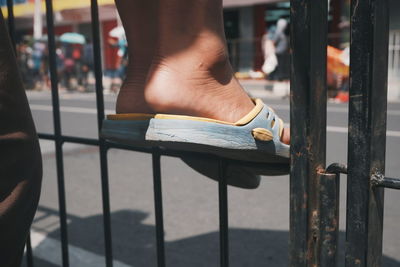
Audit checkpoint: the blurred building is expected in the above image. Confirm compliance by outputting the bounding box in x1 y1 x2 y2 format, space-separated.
1 0 399 97
223 0 400 99
1 0 120 72
223 0 351 72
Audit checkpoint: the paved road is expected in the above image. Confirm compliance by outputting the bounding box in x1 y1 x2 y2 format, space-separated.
22 89 400 267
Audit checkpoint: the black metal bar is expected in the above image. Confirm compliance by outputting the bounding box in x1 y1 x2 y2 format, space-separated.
289 0 328 265
152 150 166 267
317 172 340 267
6 0 15 48
90 1 113 266
37 132 289 172
371 173 400 190
346 0 390 266
218 159 229 267
38 132 290 173
107 141 290 171
38 133 100 146
44 0 69 265
326 163 348 175
26 233 34 267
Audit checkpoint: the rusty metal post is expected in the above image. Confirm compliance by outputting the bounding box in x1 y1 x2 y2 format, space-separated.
317 172 340 266
345 0 390 266
290 0 328 266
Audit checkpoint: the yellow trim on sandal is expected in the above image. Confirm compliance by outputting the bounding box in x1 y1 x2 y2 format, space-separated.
106 98 264 126
106 113 156 121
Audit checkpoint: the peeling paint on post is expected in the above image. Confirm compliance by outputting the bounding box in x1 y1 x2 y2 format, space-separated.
346 0 389 266
318 172 339 267
290 0 328 266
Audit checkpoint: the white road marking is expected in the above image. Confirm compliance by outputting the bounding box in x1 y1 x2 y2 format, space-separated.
30 104 400 137
30 104 114 114
39 140 85 155
325 126 400 137
29 230 131 267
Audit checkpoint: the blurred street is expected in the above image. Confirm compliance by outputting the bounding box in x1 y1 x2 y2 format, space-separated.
0 0 398 266
22 83 400 267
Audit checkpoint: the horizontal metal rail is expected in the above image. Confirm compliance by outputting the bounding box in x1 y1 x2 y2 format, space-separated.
38 133 289 170
371 173 400 190
326 163 348 175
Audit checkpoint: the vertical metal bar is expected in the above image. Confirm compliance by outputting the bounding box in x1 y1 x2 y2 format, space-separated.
218 159 229 267
44 0 69 266
318 172 340 267
6 0 15 48
89 1 113 266
289 0 328 265
152 150 166 267
346 0 389 266
26 233 34 267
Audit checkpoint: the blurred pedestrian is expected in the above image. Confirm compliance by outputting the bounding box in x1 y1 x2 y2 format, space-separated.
269 18 290 97
31 41 47 90
261 26 278 76
82 38 94 91
61 43 75 91
107 36 128 92
16 41 34 89
72 44 84 90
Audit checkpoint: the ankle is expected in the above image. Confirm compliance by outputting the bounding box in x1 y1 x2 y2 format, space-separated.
155 32 230 71
116 69 153 114
144 46 231 106
143 54 254 122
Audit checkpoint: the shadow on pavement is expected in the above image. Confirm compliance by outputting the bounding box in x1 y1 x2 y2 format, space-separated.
24 207 400 267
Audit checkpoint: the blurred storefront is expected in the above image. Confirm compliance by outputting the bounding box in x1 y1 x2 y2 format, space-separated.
223 0 348 72
1 0 346 73
1 0 120 72
1 0 399 98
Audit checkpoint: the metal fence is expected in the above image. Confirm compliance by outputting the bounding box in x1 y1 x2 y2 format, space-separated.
5 0 400 266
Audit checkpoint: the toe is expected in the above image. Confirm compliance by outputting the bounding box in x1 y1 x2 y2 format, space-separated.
281 127 290 145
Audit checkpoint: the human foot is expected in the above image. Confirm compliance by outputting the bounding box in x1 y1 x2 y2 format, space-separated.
105 97 289 164
114 0 289 145
116 46 290 145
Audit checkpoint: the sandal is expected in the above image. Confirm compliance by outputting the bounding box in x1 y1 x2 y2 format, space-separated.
101 98 289 188
101 98 289 163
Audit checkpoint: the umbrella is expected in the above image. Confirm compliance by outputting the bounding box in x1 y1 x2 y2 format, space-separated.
60 32 86 45
109 26 125 39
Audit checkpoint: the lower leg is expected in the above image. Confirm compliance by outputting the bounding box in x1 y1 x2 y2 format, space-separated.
117 0 253 121
116 0 289 143
114 0 158 114
0 10 42 266
143 0 255 123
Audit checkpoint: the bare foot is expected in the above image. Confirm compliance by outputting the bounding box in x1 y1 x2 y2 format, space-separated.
114 0 290 145
145 42 255 123
116 44 290 145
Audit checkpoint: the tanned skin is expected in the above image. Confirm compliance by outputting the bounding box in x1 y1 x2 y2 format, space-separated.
0 9 42 267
